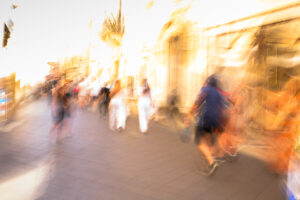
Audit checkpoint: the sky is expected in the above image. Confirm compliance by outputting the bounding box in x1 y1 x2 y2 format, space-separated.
0 0 299 85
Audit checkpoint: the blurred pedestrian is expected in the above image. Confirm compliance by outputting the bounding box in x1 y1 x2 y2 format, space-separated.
98 83 110 118
167 89 179 117
49 80 74 140
73 83 80 101
89 79 102 111
254 77 300 174
138 79 154 133
218 82 249 158
186 74 226 175
78 79 88 109
49 86 65 141
62 82 73 137
108 80 128 132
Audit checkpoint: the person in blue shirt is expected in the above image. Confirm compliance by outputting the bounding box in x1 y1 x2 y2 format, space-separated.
186 74 226 175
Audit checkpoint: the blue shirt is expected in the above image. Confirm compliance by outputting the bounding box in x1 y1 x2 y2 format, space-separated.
195 86 225 126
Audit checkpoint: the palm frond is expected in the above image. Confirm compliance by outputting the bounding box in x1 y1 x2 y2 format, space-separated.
99 0 125 47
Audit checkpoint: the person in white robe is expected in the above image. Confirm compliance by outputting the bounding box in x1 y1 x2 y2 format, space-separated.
138 79 154 133
108 80 127 131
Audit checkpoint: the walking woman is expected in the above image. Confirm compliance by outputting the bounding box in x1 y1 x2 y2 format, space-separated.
138 79 154 133
108 80 128 132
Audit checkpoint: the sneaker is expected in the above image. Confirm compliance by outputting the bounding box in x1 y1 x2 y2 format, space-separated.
225 152 239 162
225 150 238 157
225 146 238 157
117 127 124 132
214 156 226 164
207 161 218 176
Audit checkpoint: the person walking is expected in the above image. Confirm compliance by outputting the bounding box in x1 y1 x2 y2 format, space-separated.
138 79 154 133
108 80 128 132
186 75 226 175
49 85 65 141
98 83 110 118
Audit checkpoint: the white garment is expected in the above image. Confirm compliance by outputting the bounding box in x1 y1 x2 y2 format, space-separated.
109 90 127 130
78 81 88 97
138 92 154 133
90 82 101 97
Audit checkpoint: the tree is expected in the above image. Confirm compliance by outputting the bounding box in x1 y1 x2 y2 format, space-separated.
99 0 125 79
100 3 125 47
2 23 11 48
2 3 18 48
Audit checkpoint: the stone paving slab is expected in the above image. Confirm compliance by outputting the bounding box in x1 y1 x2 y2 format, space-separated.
0 100 287 200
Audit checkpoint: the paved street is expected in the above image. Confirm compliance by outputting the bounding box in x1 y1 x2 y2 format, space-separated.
0 99 287 200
